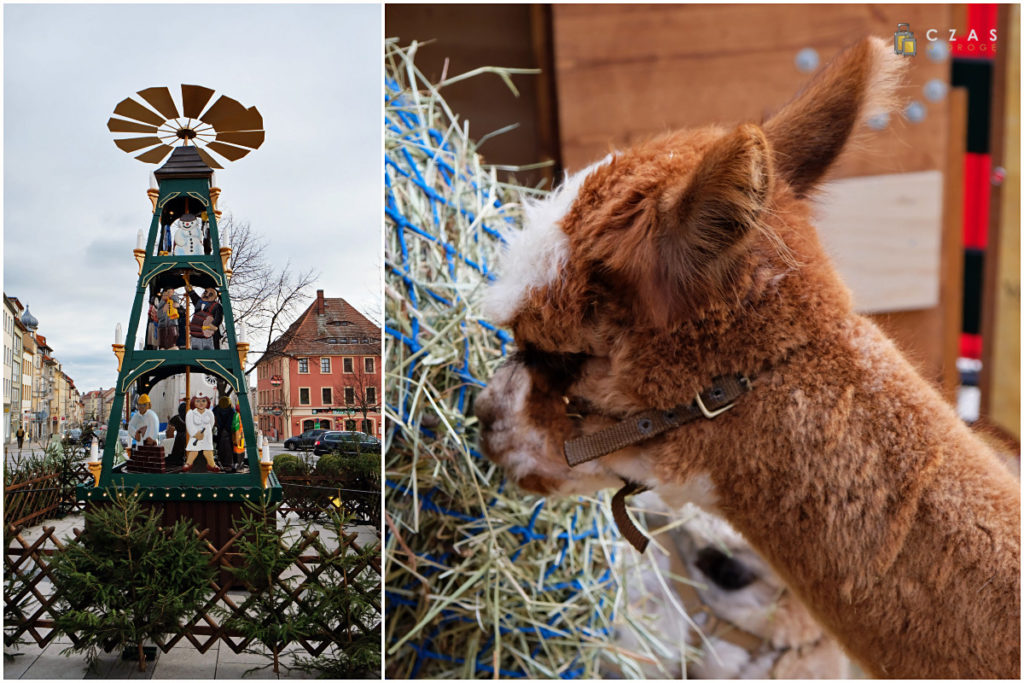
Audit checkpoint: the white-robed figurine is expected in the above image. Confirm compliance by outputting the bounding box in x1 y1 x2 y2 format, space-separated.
127 393 159 447
171 213 204 255
182 393 220 472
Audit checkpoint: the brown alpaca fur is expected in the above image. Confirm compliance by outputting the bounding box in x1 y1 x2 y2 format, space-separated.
476 38 1020 678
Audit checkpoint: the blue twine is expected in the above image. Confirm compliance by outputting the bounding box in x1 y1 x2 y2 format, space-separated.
386 74 619 679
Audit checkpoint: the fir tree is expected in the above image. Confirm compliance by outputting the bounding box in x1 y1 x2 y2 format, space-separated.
218 497 308 674
291 508 381 678
49 489 214 671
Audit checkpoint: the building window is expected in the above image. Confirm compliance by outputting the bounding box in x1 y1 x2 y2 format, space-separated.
343 357 353 373
322 387 332 405
344 387 355 404
299 388 310 405
302 419 315 432
320 357 331 373
364 357 375 373
366 386 377 404
345 419 356 430
361 419 374 435
298 358 309 373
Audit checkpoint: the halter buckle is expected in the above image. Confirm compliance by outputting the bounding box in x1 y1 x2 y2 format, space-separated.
694 391 735 419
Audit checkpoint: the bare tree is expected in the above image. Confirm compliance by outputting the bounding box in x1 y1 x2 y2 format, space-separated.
222 216 318 375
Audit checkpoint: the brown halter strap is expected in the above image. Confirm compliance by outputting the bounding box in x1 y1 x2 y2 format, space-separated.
567 374 752 552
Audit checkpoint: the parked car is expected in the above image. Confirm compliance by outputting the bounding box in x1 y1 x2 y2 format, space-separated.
283 429 327 451
312 431 381 457
64 428 83 444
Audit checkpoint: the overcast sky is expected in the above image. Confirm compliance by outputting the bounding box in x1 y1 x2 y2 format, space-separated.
3 3 381 393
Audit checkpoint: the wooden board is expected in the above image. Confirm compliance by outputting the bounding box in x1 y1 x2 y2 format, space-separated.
385 4 558 187
552 4 951 176
854 88 965 398
815 171 942 314
980 5 1020 440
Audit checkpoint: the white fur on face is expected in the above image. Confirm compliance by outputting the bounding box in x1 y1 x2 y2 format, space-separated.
484 155 612 324
484 363 555 482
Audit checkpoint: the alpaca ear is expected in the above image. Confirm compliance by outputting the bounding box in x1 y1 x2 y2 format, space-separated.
764 37 906 196
639 123 772 326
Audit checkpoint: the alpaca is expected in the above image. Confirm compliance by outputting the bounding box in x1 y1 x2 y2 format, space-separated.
474 37 1020 679
612 495 849 678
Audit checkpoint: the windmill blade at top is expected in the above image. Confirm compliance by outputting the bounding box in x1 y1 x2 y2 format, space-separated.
137 87 180 121
181 84 215 119
108 85 264 168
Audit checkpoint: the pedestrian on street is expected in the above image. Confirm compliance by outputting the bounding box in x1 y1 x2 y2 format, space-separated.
15 426 24 449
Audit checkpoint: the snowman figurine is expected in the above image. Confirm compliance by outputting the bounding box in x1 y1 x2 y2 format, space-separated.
171 213 204 255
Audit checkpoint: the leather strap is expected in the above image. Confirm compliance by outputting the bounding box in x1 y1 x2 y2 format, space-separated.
564 374 750 467
610 480 651 553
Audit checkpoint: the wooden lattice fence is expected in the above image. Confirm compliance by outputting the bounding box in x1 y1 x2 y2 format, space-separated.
277 475 380 528
4 462 91 530
4 522 381 662
5 466 381 532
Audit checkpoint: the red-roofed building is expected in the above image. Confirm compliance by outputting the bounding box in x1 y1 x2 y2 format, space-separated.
254 290 381 441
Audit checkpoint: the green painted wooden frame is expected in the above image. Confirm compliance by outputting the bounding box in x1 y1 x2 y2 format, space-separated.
81 174 279 500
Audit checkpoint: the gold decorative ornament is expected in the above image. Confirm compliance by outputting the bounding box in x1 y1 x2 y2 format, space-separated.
87 460 102 487
133 248 146 274
236 342 249 369
112 343 126 372
260 460 273 489
209 186 221 212
219 246 232 272
147 187 160 212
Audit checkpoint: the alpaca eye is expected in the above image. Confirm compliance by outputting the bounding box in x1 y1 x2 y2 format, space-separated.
514 346 589 393
695 547 757 590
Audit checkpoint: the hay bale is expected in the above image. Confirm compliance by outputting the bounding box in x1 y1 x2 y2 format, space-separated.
383 39 691 679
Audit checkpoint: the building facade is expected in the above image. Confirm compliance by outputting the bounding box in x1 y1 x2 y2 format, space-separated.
100 387 117 425
20 325 37 439
254 291 381 440
82 389 104 425
11 322 23 439
3 295 16 440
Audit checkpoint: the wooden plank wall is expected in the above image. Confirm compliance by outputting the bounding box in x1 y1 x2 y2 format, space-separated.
552 4 950 177
385 4 558 188
980 4 1020 441
551 4 960 390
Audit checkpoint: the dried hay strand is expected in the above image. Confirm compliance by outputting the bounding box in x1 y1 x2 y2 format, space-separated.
384 39 694 679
